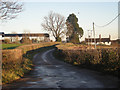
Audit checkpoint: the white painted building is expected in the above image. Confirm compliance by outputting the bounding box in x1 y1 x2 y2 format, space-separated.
2 32 50 43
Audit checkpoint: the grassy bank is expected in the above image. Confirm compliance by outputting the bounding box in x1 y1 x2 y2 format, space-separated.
54 43 120 78
2 44 25 49
2 42 58 84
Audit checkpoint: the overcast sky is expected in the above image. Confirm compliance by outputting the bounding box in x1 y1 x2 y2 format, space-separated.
0 1 119 41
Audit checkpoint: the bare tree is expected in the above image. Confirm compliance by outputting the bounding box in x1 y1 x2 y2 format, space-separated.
0 0 23 20
21 30 32 44
41 11 65 42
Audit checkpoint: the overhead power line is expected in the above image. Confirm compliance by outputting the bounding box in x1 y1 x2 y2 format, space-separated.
94 13 120 28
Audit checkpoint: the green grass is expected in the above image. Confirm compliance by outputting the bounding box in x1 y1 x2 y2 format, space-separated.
2 44 25 49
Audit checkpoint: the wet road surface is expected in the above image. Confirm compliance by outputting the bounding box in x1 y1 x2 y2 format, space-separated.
3 48 120 89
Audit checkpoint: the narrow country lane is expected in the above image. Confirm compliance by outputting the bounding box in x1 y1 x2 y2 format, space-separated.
3 48 120 89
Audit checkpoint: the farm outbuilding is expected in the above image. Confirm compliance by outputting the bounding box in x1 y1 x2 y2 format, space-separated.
85 34 111 45
1 32 50 43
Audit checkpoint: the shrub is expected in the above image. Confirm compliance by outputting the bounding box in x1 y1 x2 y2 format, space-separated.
69 33 80 44
55 37 61 42
80 41 86 45
20 37 32 44
4 39 11 44
56 44 120 77
101 48 119 71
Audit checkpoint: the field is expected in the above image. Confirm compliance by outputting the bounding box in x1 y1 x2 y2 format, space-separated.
2 44 25 49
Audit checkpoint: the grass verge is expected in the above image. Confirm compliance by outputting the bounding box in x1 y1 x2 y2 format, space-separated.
2 44 25 49
2 43 58 84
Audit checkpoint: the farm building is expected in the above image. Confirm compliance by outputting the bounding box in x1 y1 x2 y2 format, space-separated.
85 34 111 45
111 39 120 46
0 32 50 43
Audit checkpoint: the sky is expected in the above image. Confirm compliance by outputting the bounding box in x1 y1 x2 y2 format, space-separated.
0 1 119 41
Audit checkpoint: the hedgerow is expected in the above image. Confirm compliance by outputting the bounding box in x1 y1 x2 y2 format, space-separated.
2 42 58 84
56 44 120 77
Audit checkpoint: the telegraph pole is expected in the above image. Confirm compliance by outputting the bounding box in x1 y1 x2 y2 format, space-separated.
93 22 96 49
90 30 92 47
87 30 89 45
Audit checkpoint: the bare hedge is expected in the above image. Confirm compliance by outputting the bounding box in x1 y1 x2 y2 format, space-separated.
56 48 120 77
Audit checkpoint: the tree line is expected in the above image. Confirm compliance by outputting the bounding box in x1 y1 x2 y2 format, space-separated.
41 11 84 43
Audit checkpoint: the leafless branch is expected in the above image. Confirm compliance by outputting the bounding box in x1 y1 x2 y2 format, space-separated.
0 0 23 20
41 11 65 41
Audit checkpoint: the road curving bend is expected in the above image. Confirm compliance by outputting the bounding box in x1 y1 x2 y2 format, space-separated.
3 48 120 89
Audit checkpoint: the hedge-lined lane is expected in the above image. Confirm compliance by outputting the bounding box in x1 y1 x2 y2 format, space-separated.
3 47 120 89
2 42 58 84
